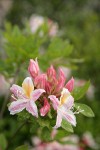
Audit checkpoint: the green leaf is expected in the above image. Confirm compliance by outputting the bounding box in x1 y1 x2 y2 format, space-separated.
74 103 95 117
30 120 39 134
17 110 30 122
40 127 51 142
0 134 7 150
47 38 73 59
15 145 28 150
72 81 90 100
38 117 50 129
54 129 69 140
61 119 73 133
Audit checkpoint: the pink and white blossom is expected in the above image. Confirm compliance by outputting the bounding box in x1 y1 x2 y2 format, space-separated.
29 15 58 37
8 77 45 117
48 19 58 37
49 88 76 128
82 132 99 149
29 15 44 33
29 59 75 96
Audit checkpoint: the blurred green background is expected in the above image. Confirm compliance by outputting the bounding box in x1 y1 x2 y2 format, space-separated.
0 0 100 149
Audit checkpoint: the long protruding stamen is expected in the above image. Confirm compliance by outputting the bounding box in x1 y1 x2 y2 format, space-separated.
74 106 84 114
11 94 17 101
16 90 24 99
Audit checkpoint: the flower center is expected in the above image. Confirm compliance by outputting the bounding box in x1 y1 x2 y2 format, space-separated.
23 84 34 98
60 94 70 105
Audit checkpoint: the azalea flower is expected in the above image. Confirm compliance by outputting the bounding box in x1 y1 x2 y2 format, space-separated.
28 58 75 117
28 59 74 95
82 132 99 149
8 77 45 117
49 88 76 128
29 15 44 33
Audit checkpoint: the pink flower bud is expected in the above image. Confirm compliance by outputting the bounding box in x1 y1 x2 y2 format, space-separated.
55 68 66 93
40 98 50 116
47 65 56 80
65 77 74 92
45 81 52 94
34 74 47 89
28 58 39 79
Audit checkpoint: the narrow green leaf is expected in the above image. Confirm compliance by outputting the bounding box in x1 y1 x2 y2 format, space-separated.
0 134 7 150
61 119 73 133
72 81 90 100
74 103 95 117
15 145 28 150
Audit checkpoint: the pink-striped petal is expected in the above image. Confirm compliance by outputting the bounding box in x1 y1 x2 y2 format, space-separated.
40 98 50 116
8 99 27 115
65 77 74 92
48 95 59 110
54 111 62 129
31 89 45 101
26 100 38 117
62 109 76 126
10 84 24 98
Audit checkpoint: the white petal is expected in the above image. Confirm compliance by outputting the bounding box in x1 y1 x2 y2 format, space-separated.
48 95 60 110
26 100 38 117
60 88 74 109
22 77 34 98
63 95 74 110
8 99 27 115
61 88 70 96
31 89 45 101
54 110 62 129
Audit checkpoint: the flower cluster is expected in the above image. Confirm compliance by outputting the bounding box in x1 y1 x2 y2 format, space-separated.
8 58 78 129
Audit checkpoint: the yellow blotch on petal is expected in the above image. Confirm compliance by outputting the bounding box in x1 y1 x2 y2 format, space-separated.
60 93 70 105
22 81 34 98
